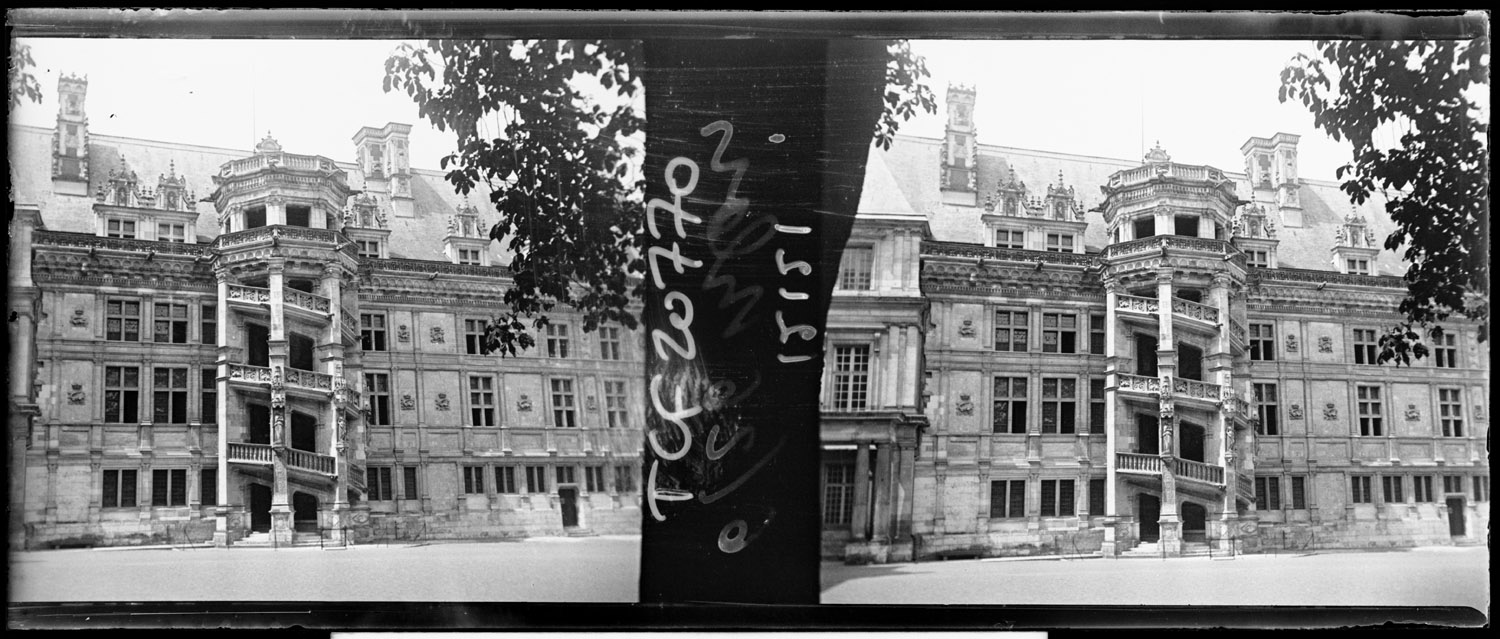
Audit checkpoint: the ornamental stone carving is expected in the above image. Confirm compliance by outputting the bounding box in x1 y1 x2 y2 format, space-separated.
270 367 286 410
1285 334 1298 353
1289 404 1304 420
435 393 450 411
1323 403 1338 421
336 412 348 452
67 384 86 405
586 396 598 412
1317 336 1333 353
1160 419 1174 456
956 394 974 416
958 319 976 338
70 309 87 327
1159 400 1175 421
517 395 533 412
398 325 410 342
1405 404 1421 421
399 394 415 410
429 326 444 344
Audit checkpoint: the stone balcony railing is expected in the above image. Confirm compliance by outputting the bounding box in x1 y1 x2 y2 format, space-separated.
226 284 271 306
1116 374 1162 395
1171 297 1220 324
1116 294 1160 315
227 364 338 395
284 367 334 393
227 442 274 464
1168 376 1224 403
1228 318 1247 345
227 363 276 384
284 288 332 315
286 448 337 475
340 305 359 341
1171 458 1225 486
1117 452 1163 474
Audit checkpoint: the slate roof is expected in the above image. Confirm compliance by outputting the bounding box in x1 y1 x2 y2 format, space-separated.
871 133 1405 275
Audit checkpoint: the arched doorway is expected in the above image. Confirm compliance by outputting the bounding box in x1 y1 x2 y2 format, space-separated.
249 484 272 533
1181 501 1207 543
293 492 319 533
1138 493 1161 542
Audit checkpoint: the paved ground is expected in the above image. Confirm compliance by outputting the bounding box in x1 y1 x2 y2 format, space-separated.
9 536 640 603
821 546 1490 611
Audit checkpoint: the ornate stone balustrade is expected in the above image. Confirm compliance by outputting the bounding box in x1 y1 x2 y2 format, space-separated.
1171 377 1224 403
1116 374 1161 395
34 230 210 257
227 364 274 383
227 442 274 464
284 368 333 392
923 241 1096 267
1171 297 1220 324
224 152 339 177
284 288 331 314
1251 266 1405 290
1225 395 1250 418
1117 452 1163 474
1116 294 1160 314
1229 318 1247 345
286 448 337 475
1171 458 1225 485
227 284 271 305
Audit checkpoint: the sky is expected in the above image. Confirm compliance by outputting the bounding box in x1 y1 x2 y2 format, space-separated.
11 37 1368 182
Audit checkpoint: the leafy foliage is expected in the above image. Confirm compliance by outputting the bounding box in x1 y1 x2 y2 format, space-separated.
10 41 42 107
1280 39 1489 365
385 40 935 355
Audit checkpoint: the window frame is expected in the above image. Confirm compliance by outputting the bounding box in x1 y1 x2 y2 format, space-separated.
549 378 578 428
598 325 623 361
836 245 875 291
102 468 139 508
1253 382 1280 436
1248 322 1276 361
822 459 856 526
462 465 487 495
993 309 1029 352
105 365 141 424
1041 312 1078 354
1352 328 1378 365
360 313 388 352
994 228 1025 250
152 367 190 424
989 478 1026 519
106 299 142 342
367 466 394 501
151 468 188 507
1255 475 1282 510
1040 377 1077 435
468 374 497 427
463 318 487 355
364 372 392 426
1039 478 1075 517
1351 475 1374 504
545 323 571 359
604 379 629 428
1044 233 1075 253
1356 385 1384 437
993 376 1028 434
1438 388 1464 437
830 344 872 411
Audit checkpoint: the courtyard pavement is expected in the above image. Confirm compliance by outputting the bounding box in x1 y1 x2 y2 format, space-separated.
821 545 1490 612
9 535 641 603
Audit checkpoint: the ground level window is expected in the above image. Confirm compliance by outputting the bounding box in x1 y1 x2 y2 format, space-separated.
823 461 856 526
103 469 138 508
990 479 1025 519
1039 479 1074 517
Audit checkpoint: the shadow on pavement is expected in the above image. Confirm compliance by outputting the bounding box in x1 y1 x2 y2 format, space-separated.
820 560 924 591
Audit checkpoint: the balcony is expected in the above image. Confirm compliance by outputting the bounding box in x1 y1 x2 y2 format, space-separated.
226 284 272 311
1115 294 1160 324
226 442 337 476
1116 453 1225 487
1170 297 1220 334
1167 376 1224 408
340 305 359 345
1117 452 1164 475
1116 373 1162 397
226 363 358 403
283 288 332 322
1171 458 1224 486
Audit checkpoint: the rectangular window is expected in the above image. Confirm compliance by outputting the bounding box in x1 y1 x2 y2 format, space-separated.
402 466 420 500
367 467 393 501
1249 323 1275 361
615 464 638 493
1089 314 1106 355
598 326 623 360
360 313 387 351
1088 378 1106 434
545 323 570 358
200 368 217 424
1434 333 1458 368
106 218 137 239
1247 250 1270 268
525 465 547 493
1045 233 1074 253
1173 215 1198 237
152 468 187 507
1291 475 1307 509
1414 475 1434 502
994 228 1025 249
1133 216 1155 240
357 240 382 258
1253 383 1279 436
831 345 871 411
1041 313 1077 354
102 469 138 508
1438 388 1464 437
105 366 141 424
837 246 874 290
463 466 486 495
823 461 856 525
993 310 1029 352
549 378 577 428
464 318 486 355
496 466 518 494
200 303 217 345
1088 478 1105 517
555 465 576 486
200 469 217 506
1256 476 1281 510
1443 475 1465 494
1382 475 1404 504
285 205 311 228
1351 475 1373 504
993 377 1028 434
1357 385 1383 436
457 248 482 265
106 300 142 342
152 367 189 424
1473 476 1489 502
1041 378 1077 434
157 223 186 243
604 380 629 428
364 373 391 426
1353 328 1378 365
1040 479 1075 517
1346 259 1370 275
989 479 1026 518
245 206 266 229
585 466 605 492
468 376 496 427
153 303 189 343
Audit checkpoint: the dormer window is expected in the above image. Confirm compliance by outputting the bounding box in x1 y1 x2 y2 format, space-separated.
458 248 483 265
1045 233 1074 253
1247 250 1270 268
158 223 185 243
106 219 136 239
1346 259 1370 275
995 228 1025 249
357 240 383 259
